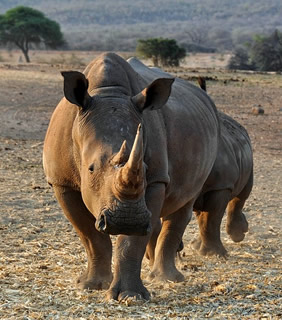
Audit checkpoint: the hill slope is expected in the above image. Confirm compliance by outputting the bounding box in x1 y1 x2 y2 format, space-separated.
1 0 282 51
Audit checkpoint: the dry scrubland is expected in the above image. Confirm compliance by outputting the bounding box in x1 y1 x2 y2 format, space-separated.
0 50 281 319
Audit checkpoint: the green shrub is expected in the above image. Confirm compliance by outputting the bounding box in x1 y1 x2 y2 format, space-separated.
136 38 186 67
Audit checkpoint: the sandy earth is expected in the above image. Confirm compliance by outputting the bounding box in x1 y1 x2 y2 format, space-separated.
0 57 281 319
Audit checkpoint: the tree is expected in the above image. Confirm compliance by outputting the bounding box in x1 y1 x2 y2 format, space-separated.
0 6 64 62
136 38 186 67
228 30 282 72
250 30 282 71
227 47 255 70
186 27 208 46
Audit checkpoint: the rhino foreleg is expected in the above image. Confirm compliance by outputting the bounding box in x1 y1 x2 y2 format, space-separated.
106 183 166 301
53 186 113 290
149 201 193 282
192 189 231 257
106 234 151 301
145 218 161 267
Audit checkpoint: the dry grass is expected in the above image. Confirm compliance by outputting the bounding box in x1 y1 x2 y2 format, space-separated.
0 49 230 69
0 49 135 67
0 54 281 319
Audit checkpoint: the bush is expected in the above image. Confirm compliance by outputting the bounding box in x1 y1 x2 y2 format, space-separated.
228 29 282 72
228 47 254 70
136 38 186 67
250 30 282 71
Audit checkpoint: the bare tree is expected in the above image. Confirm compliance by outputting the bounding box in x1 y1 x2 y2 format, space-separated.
186 27 208 45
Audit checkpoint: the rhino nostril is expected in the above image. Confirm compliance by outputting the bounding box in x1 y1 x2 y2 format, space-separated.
96 212 107 232
88 163 94 173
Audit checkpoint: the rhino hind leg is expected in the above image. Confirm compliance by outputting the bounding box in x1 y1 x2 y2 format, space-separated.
149 201 193 282
226 200 248 243
53 186 113 290
193 190 231 258
226 171 253 242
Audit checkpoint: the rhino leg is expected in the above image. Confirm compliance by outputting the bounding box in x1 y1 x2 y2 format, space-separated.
53 186 113 290
106 234 151 301
106 184 165 301
193 190 230 257
149 201 193 282
145 218 161 267
145 220 184 267
226 171 253 242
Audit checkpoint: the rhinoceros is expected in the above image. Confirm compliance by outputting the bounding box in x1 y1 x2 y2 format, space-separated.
191 78 253 257
43 52 219 301
128 64 253 260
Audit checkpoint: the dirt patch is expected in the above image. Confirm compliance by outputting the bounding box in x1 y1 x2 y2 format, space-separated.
0 59 281 319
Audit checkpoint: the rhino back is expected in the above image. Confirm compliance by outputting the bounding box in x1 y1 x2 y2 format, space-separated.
203 111 253 196
220 112 253 196
161 81 219 212
86 53 144 95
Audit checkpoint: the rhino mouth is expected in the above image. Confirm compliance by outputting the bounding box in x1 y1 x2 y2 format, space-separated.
95 198 152 236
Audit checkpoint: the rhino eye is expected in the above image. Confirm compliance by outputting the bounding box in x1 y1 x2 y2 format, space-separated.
114 163 125 169
88 164 94 173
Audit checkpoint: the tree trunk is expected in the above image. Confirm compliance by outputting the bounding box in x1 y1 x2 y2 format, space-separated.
152 56 159 67
16 41 30 63
22 49 30 63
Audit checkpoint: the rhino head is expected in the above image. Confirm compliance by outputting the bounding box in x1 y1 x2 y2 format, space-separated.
61 70 174 236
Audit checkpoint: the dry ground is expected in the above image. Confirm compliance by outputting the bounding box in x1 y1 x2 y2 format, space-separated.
0 51 281 319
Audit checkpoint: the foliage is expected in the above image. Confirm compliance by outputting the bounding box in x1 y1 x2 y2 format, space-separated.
0 6 64 62
227 47 254 70
182 43 216 53
228 30 282 72
249 30 282 71
1 0 281 51
136 38 186 67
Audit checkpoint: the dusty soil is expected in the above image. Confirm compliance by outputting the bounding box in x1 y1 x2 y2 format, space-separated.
0 55 281 319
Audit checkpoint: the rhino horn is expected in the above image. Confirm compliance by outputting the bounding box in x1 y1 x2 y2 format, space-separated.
112 140 128 165
127 123 143 173
115 124 145 197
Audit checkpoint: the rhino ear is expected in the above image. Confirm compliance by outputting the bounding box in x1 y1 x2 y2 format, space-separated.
132 78 174 112
61 71 90 109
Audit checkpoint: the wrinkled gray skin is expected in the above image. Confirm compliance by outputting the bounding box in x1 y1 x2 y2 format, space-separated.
191 110 253 257
130 57 253 260
43 53 219 301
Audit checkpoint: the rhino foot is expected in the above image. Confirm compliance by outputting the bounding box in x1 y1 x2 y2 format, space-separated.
199 244 228 258
149 267 185 282
191 237 202 251
227 213 248 243
106 283 150 301
191 237 228 258
76 271 112 290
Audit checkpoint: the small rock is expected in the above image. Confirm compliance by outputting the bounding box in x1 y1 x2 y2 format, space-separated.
190 265 199 272
39 265 48 270
252 105 264 115
32 185 42 190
